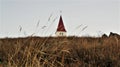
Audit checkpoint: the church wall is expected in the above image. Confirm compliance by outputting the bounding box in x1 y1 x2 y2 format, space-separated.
55 31 66 37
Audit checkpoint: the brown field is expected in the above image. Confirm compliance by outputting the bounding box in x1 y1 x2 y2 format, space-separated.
0 35 120 67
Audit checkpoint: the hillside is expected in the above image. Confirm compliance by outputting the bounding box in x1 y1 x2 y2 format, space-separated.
0 34 120 67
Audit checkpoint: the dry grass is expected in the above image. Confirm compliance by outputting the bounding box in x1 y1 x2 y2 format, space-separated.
0 36 120 67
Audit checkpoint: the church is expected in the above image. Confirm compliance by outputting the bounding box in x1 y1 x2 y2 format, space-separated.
55 16 67 36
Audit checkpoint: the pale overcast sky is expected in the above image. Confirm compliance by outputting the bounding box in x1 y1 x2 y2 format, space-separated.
0 0 120 37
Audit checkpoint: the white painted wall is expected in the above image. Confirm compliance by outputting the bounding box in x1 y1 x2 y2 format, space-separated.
55 31 67 37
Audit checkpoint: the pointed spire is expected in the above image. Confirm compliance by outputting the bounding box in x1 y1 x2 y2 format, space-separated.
56 16 66 32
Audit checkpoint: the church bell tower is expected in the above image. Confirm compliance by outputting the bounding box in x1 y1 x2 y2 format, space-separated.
55 16 67 36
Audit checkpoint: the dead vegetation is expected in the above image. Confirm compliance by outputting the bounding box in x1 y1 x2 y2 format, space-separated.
0 34 120 67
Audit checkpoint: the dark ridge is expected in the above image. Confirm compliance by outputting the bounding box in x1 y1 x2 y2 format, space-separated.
109 32 120 39
102 34 108 38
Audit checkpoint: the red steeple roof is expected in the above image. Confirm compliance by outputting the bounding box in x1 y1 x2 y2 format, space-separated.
56 16 66 32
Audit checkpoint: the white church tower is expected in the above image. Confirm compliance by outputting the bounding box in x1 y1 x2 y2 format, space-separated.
55 16 67 36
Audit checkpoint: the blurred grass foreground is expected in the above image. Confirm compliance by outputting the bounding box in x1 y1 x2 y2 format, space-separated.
0 33 120 67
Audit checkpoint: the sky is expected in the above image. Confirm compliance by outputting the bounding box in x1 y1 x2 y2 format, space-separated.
0 0 120 37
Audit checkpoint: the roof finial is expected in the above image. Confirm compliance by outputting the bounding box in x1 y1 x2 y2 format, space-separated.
60 10 62 16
